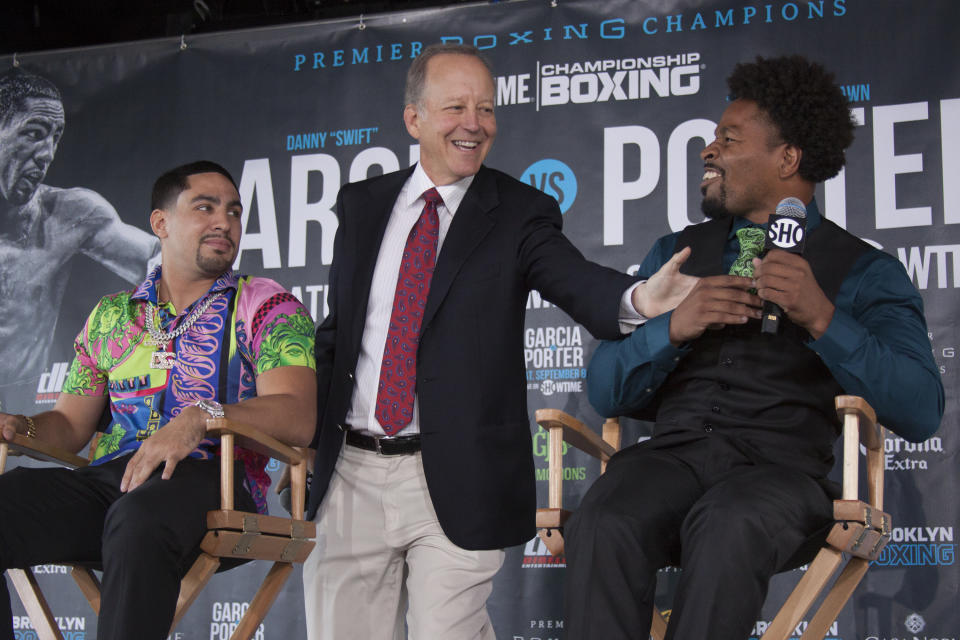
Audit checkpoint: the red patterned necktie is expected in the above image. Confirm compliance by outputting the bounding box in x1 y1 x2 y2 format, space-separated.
375 188 442 435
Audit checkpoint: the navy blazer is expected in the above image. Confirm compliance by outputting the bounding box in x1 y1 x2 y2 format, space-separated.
308 165 635 550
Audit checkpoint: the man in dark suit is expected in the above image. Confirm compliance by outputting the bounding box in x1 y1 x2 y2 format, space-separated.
302 44 693 638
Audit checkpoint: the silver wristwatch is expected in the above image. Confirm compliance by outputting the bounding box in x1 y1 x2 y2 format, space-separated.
195 398 225 419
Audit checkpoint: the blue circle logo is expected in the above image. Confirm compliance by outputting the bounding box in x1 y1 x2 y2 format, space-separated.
522 159 578 214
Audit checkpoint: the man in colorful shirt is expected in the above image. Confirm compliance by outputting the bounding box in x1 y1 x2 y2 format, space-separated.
0 160 316 640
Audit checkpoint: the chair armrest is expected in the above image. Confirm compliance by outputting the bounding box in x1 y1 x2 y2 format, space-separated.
205 419 309 518
0 434 89 469
275 448 315 495
535 409 617 462
274 448 315 519
834 395 886 509
835 396 880 451
535 410 622 517
205 418 303 465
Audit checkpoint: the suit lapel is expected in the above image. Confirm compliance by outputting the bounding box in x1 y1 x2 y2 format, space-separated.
347 168 414 347
422 167 497 330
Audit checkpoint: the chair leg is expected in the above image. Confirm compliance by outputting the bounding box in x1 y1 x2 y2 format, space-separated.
169 552 221 633
800 558 870 640
230 562 294 640
70 566 102 614
761 549 844 640
7 568 64 640
650 605 668 640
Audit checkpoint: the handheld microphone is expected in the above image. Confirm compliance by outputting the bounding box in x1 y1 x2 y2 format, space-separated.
760 197 807 334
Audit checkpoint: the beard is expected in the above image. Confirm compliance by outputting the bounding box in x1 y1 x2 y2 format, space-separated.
700 183 730 220
195 233 236 276
195 249 234 277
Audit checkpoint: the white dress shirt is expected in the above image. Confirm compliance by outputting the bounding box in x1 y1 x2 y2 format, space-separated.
346 164 473 436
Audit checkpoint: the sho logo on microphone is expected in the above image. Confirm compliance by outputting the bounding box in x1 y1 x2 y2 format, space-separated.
767 217 805 249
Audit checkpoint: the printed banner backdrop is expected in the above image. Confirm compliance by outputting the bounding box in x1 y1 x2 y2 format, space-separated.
1 0 956 638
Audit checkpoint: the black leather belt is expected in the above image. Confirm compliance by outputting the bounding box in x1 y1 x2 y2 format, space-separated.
344 429 421 455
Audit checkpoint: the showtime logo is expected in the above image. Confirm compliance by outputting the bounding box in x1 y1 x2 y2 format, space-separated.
522 535 566 568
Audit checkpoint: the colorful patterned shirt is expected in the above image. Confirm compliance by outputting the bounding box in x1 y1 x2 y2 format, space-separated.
62 267 316 514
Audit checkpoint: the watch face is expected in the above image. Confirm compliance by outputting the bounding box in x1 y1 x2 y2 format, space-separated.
196 399 225 418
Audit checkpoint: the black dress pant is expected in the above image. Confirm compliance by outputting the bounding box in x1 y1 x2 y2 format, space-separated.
0 454 256 640
564 432 833 640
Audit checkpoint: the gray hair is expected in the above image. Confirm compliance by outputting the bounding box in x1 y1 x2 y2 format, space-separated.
404 43 494 110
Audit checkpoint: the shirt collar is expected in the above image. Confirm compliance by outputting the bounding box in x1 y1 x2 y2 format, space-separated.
404 162 475 215
131 266 240 310
727 197 823 240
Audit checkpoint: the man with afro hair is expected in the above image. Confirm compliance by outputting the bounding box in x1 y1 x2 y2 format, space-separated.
563 55 943 639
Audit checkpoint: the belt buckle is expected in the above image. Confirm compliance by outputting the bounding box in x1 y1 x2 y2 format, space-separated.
373 433 400 456
371 434 409 456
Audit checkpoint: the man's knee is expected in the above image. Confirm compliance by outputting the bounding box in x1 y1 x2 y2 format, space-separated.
681 471 830 566
679 497 783 576
0 468 56 567
566 503 642 558
102 491 185 549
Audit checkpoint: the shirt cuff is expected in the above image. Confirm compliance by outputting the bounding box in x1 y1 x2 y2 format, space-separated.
618 280 648 333
644 311 688 368
808 307 866 364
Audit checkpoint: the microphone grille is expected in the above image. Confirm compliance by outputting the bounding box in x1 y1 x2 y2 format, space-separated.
776 197 807 220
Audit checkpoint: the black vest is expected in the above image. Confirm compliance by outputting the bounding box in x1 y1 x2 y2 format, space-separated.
640 217 872 478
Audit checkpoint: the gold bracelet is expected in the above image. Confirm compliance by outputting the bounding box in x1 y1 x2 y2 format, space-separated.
22 415 37 439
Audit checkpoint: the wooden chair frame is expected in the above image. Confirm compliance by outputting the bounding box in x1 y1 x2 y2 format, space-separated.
535 395 890 640
0 419 315 640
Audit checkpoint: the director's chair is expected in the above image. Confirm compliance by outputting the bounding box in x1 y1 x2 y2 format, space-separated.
0 418 314 640
535 395 890 640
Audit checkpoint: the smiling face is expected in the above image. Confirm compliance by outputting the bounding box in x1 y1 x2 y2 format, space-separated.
0 97 65 205
699 99 788 224
153 172 243 279
404 53 497 186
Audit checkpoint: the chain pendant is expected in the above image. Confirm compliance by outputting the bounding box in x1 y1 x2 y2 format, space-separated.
150 351 177 369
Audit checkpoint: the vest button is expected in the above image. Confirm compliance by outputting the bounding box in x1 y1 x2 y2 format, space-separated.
711 405 720 413
719 382 730 391
703 423 714 432
721 357 733 366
